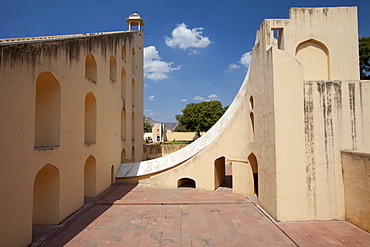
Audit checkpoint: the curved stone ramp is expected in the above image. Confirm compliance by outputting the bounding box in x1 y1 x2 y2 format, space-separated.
116 69 250 179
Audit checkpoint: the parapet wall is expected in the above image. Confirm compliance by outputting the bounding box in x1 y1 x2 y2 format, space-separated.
342 150 370 233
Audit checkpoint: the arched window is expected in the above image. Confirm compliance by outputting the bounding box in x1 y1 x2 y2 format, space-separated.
249 96 254 110
34 72 61 148
121 45 126 61
85 53 97 83
250 112 255 142
178 178 196 188
84 155 96 197
132 78 136 106
121 67 126 101
84 92 97 144
33 164 60 224
121 107 126 141
248 153 258 195
131 47 136 72
296 39 329 80
110 55 116 82
121 148 126 163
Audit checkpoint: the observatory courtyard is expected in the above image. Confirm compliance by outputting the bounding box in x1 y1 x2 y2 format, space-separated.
1 6 370 247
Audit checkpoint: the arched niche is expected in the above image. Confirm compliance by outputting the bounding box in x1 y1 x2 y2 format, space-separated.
111 165 115 185
33 164 60 224
295 39 329 80
132 78 136 106
178 178 196 188
132 146 135 162
250 112 255 142
121 67 126 101
34 72 61 148
85 53 97 83
121 148 126 163
131 47 136 72
110 55 116 82
84 92 97 144
121 107 126 141
131 111 135 141
84 155 96 197
121 45 126 60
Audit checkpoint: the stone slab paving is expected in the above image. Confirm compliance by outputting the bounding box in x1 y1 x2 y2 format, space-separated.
31 182 370 247
278 221 370 246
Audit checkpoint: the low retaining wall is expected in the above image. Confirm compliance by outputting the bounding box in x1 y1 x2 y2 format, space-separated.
342 150 370 233
143 144 188 160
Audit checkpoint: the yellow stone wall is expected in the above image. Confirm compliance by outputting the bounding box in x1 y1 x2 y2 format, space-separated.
342 151 370 233
0 31 144 247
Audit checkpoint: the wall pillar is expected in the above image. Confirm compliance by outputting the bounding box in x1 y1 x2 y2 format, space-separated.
232 161 254 195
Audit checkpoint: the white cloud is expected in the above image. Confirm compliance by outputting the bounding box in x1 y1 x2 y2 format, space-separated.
240 51 252 67
147 95 155 101
144 46 181 81
145 109 154 116
227 63 240 72
193 95 204 101
165 23 211 51
181 99 187 102
227 51 252 72
208 94 219 99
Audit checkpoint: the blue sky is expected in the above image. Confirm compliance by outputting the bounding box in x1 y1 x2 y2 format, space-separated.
1 0 369 122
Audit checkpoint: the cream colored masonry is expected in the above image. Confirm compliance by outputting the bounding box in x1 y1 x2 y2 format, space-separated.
0 29 144 247
118 7 370 226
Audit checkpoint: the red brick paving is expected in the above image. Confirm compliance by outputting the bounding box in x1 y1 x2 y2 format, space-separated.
31 165 370 246
31 182 370 247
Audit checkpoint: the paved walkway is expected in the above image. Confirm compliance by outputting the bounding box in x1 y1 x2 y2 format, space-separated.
32 162 370 247
31 181 370 247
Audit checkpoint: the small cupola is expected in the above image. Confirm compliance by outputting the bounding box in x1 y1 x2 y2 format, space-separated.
126 12 144 31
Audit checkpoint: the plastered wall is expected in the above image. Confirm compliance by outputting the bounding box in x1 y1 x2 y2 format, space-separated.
342 151 370 233
0 31 144 247
119 7 369 225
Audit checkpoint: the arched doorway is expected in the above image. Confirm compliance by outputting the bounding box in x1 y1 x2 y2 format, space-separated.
84 155 96 197
214 157 227 189
248 153 258 195
178 178 196 188
33 164 60 224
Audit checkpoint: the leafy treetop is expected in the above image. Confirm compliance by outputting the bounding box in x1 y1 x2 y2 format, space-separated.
175 100 228 137
359 37 370 80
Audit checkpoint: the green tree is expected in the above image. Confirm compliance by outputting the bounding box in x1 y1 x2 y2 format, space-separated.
143 116 152 132
359 37 370 79
174 115 189 132
176 100 228 137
